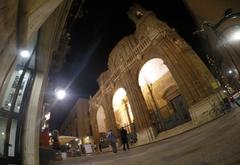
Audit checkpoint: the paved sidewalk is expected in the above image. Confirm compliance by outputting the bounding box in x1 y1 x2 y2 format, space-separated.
56 107 240 165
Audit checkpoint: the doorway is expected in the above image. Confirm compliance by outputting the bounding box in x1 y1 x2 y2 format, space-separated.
170 95 191 124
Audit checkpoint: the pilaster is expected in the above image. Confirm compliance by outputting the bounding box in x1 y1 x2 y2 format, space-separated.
89 104 100 145
101 91 118 136
123 70 156 142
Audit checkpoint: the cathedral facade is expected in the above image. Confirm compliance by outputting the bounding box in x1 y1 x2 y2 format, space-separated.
89 4 222 145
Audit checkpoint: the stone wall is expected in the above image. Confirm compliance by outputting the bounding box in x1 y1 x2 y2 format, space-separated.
76 99 91 138
0 0 19 97
60 98 91 142
141 71 177 111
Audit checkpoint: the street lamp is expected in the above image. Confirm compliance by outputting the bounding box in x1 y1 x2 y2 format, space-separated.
229 30 240 41
20 50 30 58
228 70 233 74
55 89 66 100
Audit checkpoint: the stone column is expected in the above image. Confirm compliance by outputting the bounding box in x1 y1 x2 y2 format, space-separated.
89 103 100 145
23 73 45 165
101 91 118 136
123 70 156 144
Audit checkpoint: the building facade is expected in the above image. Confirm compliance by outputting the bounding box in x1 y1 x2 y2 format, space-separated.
184 0 240 92
89 4 223 146
0 0 73 164
60 98 92 144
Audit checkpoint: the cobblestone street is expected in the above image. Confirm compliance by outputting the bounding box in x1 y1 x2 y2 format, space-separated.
56 107 240 165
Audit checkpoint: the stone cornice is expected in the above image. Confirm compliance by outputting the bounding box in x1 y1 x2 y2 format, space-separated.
103 28 172 84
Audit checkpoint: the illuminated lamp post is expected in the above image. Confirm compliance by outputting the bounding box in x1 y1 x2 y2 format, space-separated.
41 88 67 130
20 50 31 58
55 89 66 100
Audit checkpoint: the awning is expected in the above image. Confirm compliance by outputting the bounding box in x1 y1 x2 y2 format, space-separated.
58 136 76 145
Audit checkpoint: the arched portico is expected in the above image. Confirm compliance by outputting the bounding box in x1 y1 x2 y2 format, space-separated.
112 88 134 132
96 106 107 133
89 4 223 146
138 58 190 132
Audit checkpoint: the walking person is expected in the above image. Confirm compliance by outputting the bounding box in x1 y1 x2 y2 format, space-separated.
120 127 129 151
51 130 62 161
99 143 102 152
107 130 117 153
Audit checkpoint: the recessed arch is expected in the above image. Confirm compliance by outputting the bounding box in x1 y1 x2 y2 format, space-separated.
96 106 107 133
138 58 190 131
112 88 134 130
138 58 169 86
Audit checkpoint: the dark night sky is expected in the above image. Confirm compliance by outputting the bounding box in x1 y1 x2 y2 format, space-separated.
49 0 205 130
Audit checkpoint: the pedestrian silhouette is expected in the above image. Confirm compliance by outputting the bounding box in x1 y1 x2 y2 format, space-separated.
107 130 117 153
120 127 129 151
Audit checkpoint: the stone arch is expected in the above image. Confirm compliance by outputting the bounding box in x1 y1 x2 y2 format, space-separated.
96 106 107 133
137 57 190 131
137 58 175 109
112 88 134 132
135 43 201 106
131 47 170 80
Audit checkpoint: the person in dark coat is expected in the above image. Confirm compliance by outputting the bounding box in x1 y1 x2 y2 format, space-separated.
51 130 60 151
120 127 129 151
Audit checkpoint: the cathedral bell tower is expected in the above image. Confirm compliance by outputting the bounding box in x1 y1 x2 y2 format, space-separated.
127 3 152 25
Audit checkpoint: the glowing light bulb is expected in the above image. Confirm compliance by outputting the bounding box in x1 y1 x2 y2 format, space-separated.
55 89 66 100
20 50 30 58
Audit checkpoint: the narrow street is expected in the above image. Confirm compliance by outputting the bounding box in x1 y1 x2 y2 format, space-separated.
56 107 240 165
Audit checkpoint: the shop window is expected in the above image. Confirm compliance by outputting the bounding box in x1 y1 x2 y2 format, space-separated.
14 71 31 113
1 65 23 111
8 119 17 157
